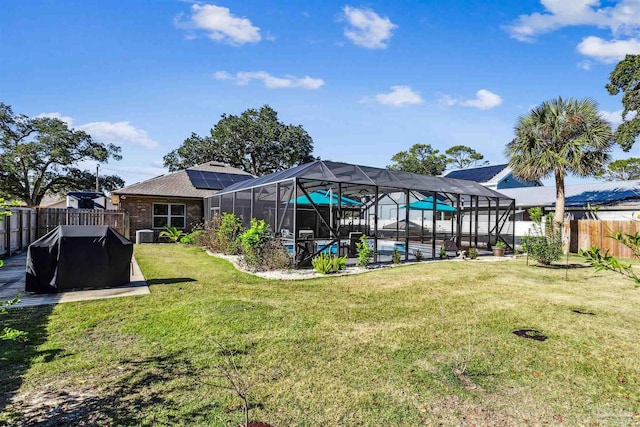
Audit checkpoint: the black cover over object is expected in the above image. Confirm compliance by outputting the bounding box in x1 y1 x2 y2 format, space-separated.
26 225 133 293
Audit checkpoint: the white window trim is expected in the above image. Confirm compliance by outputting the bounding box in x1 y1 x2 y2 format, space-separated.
152 203 186 229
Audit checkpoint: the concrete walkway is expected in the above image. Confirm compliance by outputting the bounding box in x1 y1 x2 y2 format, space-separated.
0 252 149 308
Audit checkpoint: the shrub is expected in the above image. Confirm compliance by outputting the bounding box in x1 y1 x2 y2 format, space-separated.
467 247 478 259
197 216 222 249
240 219 291 271
495 240 507 248
414 249 424 261
355 235 374 267
439 246 447 259
523 207 562 265
258 238 292 271
580 232 640 287
159 226 185 243
312 253 347 274
391 247 402 264
180 230 204 245
218 213 244 255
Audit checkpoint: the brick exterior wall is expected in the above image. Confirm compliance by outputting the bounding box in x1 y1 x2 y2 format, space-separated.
118 196 203 241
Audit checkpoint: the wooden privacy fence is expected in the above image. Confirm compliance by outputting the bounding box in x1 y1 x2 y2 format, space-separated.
37 209 129 240
565 220 640 258
1 208 130 258
0 208 38 257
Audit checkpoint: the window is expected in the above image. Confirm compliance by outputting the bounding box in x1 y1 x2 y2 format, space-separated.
153 203 186 229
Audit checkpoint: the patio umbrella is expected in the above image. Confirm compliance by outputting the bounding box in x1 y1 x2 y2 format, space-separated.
401 196 456 212
290 190 362 206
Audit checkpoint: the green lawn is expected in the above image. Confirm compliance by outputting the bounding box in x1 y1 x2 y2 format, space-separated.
1 244 639 426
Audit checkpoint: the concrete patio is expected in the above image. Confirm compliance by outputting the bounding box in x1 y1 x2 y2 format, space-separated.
0 252 149 307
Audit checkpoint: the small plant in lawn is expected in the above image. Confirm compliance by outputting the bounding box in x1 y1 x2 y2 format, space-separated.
218 213 244 255
312 253 347 274
391 247 402 264
1 297 28 342
208 341 276 427
414 249 424 261
159 226 185 243
522 207 562 265
467 247 478 259
581 231 640 287
439 246 447 259
355 235 374 267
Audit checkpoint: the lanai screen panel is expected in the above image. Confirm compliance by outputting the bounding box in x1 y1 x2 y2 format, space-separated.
252 184 277 230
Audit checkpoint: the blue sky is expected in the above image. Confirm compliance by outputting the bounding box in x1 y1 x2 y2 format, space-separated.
2 0 639 186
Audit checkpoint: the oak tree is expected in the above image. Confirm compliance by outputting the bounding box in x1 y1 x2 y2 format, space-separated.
388 143 447 175
0 103 122 206
163 105 315 176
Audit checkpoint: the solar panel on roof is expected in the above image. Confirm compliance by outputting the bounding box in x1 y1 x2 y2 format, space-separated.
445 164 506 183
186 170 253 190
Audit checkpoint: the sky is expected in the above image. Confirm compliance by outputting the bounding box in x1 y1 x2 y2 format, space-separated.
2 0 640 187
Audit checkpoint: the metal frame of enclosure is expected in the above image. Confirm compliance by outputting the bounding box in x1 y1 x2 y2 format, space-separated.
204 160 515 267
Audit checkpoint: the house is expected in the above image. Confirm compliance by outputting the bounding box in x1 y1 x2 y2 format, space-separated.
443 164 541 190
112 162 253 239
36 191 117 209
499 179 640 221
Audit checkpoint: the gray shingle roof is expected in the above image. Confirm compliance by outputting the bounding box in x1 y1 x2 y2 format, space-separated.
113 162 253 198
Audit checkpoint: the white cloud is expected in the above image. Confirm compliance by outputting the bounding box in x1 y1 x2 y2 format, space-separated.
38 113 160 150
36 112 74 125
342 6 397 49
177 4 261 46
78 121 160 149
440 89 503 110
374 86 423 107
600 109 624 125
577 59 592 70
505 0 640 62
577 36 640 61
505 0 640 42
214 70 325 89
600 109 636 125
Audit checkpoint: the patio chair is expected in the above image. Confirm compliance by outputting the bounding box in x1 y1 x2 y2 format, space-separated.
442 236 460 259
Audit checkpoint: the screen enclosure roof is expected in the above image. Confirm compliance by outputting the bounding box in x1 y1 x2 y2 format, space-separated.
211 160 512 199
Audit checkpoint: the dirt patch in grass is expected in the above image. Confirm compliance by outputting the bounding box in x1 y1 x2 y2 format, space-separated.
9 383 99 427
571 309 596 315
512 329 548 341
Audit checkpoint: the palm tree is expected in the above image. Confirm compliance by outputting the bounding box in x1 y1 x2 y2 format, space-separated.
506 97 612 224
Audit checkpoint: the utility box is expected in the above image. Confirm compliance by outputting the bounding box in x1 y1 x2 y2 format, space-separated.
136 229 154 244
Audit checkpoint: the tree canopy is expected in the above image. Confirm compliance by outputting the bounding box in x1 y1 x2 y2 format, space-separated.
598 157 640 181
506 97 612 224
163 105 315 176
445 145 487 169
0 103 122 206
388 143 447 175
606 54 640 151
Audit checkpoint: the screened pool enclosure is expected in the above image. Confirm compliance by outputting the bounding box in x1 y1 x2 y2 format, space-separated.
205 160 515 267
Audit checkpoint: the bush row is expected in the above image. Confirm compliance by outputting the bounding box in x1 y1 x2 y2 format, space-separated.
195 213 291 271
